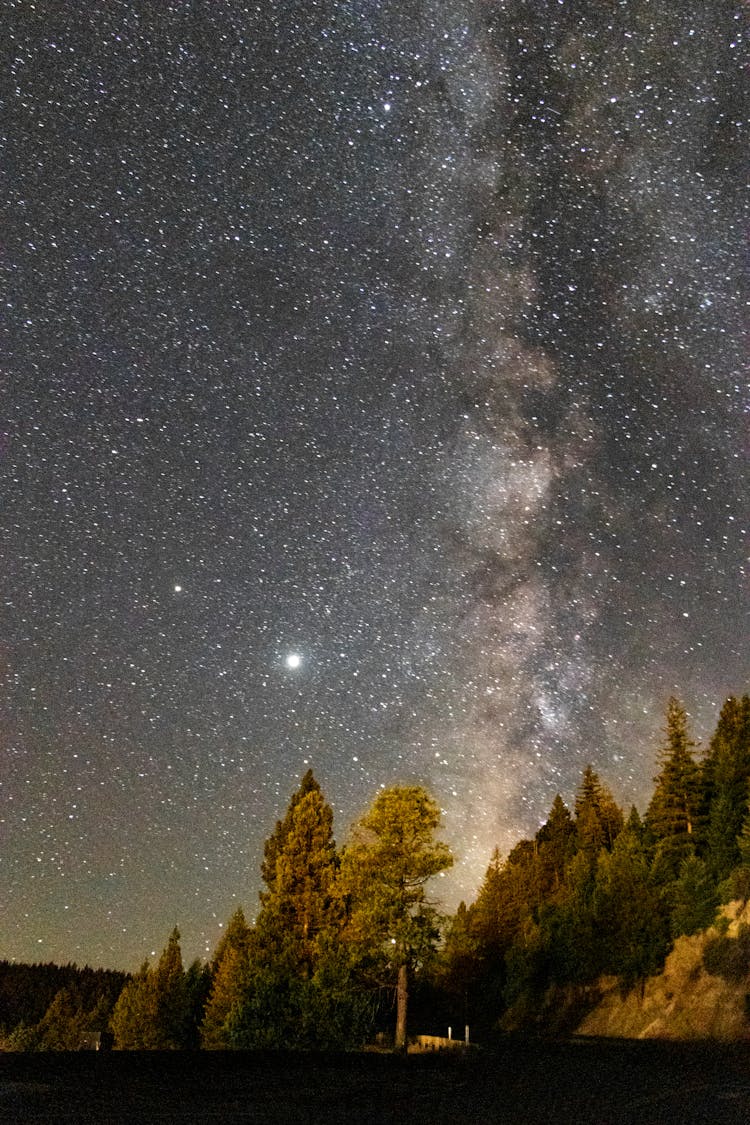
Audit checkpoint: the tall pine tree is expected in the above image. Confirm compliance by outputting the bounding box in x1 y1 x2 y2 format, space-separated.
645 698 701 884
254 770 338 975
110 928 190 1049
700 695 750 880
201 907 252 1049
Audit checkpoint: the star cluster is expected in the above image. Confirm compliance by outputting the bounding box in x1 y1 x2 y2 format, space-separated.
2 1 746 968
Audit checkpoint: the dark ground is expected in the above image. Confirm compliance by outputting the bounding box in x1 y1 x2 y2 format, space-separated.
1 1040 749 1124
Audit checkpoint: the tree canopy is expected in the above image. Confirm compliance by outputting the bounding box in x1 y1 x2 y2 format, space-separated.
339 784 453 1049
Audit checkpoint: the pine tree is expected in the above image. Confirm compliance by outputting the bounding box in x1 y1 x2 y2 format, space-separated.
592 825 669 985
110 928 190 1049
201 908 252 1049
338 785 452 1050
470 847 504 953
670 856 718 937
260 768 321 901
434 902 479 1027
152 927 190 1049
110 962 158 1049
254 771 338 975
536 794 575 893
36 988 87 1050
701 696 750 880
184 959 212 1049
646 698 701 883
574 766 624 858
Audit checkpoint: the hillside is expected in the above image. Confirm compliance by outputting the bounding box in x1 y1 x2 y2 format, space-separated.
577 900 750 1040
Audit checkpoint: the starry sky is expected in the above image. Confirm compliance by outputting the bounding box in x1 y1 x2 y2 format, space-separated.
2 1 747 970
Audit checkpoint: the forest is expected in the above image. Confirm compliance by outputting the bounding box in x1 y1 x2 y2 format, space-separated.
2 693 749 1052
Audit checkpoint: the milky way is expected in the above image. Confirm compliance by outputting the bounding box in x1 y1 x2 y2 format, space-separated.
2 1 747 968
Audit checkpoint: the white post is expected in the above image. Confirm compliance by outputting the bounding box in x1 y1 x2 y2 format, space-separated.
465 1025 470 1045
448 1026 452 1041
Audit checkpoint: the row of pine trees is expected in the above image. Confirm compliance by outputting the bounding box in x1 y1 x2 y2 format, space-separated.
2 693 749 1049
446 695 750 1033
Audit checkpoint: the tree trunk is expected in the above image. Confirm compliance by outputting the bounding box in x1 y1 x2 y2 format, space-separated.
395 962 408 1052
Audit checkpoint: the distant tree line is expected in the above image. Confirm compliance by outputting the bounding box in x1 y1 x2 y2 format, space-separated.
3 693 749 1050
0 962 127 1050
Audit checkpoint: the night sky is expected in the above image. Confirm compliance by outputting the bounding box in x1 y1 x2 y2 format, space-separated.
2 1 747 970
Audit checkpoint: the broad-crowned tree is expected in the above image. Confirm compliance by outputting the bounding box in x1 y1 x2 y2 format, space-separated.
338 784 452 1050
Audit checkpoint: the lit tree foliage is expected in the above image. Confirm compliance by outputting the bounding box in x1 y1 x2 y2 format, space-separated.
574 766 624 858
592 825 669 984
110 927 190 1050
255 770 339 975
201 907 252 1049
339 785 452 1050
536 794 575 894
700 695 750 880
670 856 718 938
646 698 701 883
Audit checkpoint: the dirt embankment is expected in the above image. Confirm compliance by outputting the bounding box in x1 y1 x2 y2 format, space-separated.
578 900 750 1040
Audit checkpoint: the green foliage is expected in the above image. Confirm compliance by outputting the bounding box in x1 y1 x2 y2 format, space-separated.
645 698 701 882
737 804 750 868
201 908 253 1049
110 928 193 1049
574 767 624 856
226 942 374 1051
339 785 452 1047
593 829 669 984
700 696 750 879
220 775 378 1051
536 794 575 893
35 988 89 1049
434 902 478 1012
110 962 158 1049
725 865 750 908
11 691 750 1048
0 961 126 1040
254 771 339 976
670 857 719 938
2 1021 43 1051
470 847 527 958
339 786 452 961
260 768 324 901
184 959 212 1048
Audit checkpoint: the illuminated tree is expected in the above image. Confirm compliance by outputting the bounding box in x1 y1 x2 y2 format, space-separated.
254 770 339 975
110 927 190 1049
338 785 452 1050
701 695 750 879
670 855 718 937
646 698 701 882
201 908 252 1049
574 766 623 859
537 794 575 893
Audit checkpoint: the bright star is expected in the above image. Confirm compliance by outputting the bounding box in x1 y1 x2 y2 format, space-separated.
285 653 302 670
